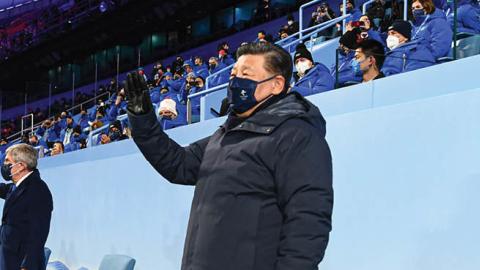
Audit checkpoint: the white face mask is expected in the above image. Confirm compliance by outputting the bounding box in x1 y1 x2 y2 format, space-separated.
296 61 312 75
387 35 400 50
287 20 293 26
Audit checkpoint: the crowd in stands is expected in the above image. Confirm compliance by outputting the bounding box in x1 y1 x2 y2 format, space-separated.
0 0 478 161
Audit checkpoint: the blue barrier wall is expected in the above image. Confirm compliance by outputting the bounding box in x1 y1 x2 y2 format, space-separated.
2 56 479 270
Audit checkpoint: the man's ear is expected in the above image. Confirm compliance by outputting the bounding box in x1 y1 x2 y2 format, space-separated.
272 75 286 95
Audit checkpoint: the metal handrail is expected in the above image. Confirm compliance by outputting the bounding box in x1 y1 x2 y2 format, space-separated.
205 64 233 89
299 0 325 39
403 0 408 21
186 14 351 124
362 0 376 14
280 14 351 49
5 90 111 141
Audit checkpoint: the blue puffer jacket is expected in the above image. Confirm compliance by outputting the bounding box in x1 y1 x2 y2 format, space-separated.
166 78 184 92
36 122 61 143
330 51 363 86
293 63 335 96
367 29 387 48
447 0 480 34
194 63 209 80
412 9 453 59
208 62 231 88
220 55 235 66
382 40 436 76
345 8 363 24
179 84 203 116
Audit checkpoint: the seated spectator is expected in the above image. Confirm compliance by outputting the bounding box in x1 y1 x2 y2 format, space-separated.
367 0 386 29
382 20 436 76
36 119 61 148
193 56 209 79
354 39 386 82
138 68 148 82
341 0 363 24
357 15 387 48
64 125 86 152
153 68 164 87
99 133 111 145
183 62 195 76
208 57 230 87
77 109 90 131
218 49 235 66
157 98 187 130
50 141 64 156
411 0 453 59
60 115 76 146
285 14 299 35
447 0 480 34
150 62 164 81
255 30 272 43
28 134 48 150
108 120 128 142
292 44 334 96
331 30 363 86
172 56 184 73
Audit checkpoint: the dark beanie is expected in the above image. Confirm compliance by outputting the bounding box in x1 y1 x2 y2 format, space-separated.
339 30 360 50
294 43 314 63
388 20 412 40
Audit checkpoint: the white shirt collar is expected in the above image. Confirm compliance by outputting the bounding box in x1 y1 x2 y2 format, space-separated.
15 171 33 187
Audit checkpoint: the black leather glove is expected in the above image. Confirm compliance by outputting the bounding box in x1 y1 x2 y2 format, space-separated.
125 72 153 115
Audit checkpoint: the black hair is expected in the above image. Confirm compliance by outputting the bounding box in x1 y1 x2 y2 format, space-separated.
258 30 266 35
236 42 293 92
357 39 385 69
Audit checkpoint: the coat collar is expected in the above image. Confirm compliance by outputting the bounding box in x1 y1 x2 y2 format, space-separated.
3 169 38 219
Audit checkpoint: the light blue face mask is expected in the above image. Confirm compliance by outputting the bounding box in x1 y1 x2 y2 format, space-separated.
351 58 366 75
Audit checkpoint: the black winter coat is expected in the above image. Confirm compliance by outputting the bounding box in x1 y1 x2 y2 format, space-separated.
128 92 333 270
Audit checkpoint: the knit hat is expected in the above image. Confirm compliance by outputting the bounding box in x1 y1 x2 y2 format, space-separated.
294 43 314 63
339 30 360 50
388 20 412 40
109 120 122 131
158 98 178 117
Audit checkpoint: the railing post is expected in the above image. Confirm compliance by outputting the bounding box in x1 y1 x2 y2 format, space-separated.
342 0 347 32
187 98 192 124
403 0 408 21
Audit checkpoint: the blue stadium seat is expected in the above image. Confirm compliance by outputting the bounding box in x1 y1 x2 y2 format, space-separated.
456 35 480 59
98 255 136 270
46 261 69 270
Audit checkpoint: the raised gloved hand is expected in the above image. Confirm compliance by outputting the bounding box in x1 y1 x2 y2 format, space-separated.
125 72 153 115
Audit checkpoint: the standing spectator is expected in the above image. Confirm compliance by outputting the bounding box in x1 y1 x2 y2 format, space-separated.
172 56 184 73
77 109 90 131
447 0 480 34
309 2 337 39
353 39 386 82
292 44 334 96
60 115 75 148
382 20 436 76
218 49 235 66
255 30 268 43
411 0 453 59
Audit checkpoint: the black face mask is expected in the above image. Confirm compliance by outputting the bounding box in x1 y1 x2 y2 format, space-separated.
109 130 121 141
1 163 19 181
227 75 277 114
209 64 216 70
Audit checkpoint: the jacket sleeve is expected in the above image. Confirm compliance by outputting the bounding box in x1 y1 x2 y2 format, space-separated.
461 8 480 33
21 182 53 269
428 19 453 58
274 123 333 270
107 104 119 122
128 109 210 185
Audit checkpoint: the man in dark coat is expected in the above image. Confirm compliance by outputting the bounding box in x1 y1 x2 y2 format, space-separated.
126 42 333 270
0 143 53 270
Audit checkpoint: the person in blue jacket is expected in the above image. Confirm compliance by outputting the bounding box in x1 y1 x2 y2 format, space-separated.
292 44 334 96
383 20 437 76
331 30 363 87
208 57 230 87
156 97 187 130
35 118 61 148
342 0 363 24
193 56 209 79
77 109 90 131
411 0 453 59
358 15 387 48
447 0 480 34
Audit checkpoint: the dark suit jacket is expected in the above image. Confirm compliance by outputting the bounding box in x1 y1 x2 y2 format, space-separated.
0 169 53 270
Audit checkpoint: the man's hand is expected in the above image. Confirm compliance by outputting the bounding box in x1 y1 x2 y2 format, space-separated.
125 72 153 115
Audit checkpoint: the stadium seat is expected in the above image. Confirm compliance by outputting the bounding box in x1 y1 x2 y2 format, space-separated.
46 261 70 270
456 35 480 59
98 254 136 270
